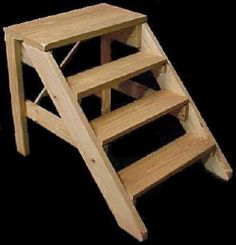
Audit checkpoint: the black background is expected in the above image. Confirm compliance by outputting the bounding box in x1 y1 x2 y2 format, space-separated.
0 0 235 244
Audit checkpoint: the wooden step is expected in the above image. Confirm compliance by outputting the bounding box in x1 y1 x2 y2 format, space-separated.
118 134 216 199
91 90 188 144
67 52 166 97
6 3 146 51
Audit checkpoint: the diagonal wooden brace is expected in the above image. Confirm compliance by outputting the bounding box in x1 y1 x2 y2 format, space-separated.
141 23 232 180
34 41 80 104
25 44 147 241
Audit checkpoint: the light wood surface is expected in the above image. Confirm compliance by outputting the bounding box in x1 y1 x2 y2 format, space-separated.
5 33 29 156
100 35 112 114
141 24 232 180
4 4 232 240
91 90 189 144
25 44 147 241
114 79 156 99
5 3 146 51
67 52 166 97
105 24 142 48
26 100 75 146
21 44 33 67
27 88 188 149
119 133 215 199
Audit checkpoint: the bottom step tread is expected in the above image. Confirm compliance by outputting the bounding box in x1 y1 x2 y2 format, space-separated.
118 134 215 199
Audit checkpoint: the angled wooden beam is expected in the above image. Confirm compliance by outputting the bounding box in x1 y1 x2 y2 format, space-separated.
141 23 232 180
25 44 147 241
5 33 29 156
34 41 80 104
26 100 75 147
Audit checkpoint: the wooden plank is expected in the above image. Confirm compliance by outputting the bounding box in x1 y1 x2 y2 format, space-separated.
114 80 156 99
5 33 29 156
100 24 142 114
5 3 146 51
91 90 189 144
25 100 75 147
100 36 111 114
21 44 33 67
119 134 216 199
141 23 232 180
106 24 142 48
67 52 166 97
25 45 147 241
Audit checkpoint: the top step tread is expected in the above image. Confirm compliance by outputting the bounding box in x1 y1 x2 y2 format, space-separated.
5 3 146 51
118 134 215 199
67 52 166 96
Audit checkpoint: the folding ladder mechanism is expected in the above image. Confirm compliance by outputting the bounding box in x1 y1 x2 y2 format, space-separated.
4 4 232 241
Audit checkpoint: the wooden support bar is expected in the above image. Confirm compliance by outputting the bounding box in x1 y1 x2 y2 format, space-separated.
105 24 142 48
34 87 47 104
99 24 142 114
60 41 80 69
34 41 80 104
25 44 147 241
114 80 155 99
21 44 33 67
100 36 111 114
25 100 75 147
141 23 232 180
5 33 29 156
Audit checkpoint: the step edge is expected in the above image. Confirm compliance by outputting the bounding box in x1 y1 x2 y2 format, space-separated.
118 134 216 199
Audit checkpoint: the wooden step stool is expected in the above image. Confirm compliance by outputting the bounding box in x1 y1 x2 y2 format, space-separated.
4 3 232 241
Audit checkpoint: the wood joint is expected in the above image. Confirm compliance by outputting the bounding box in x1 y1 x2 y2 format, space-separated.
171 104 189 122
104 24 142 48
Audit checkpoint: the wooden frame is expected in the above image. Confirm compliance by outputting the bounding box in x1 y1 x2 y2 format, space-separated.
4 4 232 241
108 24 232 180
140 24 232 180
5 32 29 156
24 44 147 240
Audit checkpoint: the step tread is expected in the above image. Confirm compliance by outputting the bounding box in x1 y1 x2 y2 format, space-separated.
91 90 188 144
118 134 215 199
67 52 166 97
6 3 146 51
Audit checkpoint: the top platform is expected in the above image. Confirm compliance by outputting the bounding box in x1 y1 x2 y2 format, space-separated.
5 3 146 51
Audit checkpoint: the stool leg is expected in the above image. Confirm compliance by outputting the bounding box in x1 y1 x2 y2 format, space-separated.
5 35 29 156
100 36 111 114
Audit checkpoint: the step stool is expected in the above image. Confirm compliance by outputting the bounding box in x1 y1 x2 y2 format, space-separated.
4 3 232 241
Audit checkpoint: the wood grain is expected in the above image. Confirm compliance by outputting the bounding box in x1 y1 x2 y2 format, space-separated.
100 35 111 114
67 52 166 97
26 100 75 146
119 134 215 199
25 45 147 241
141 23 232 180
113 79 156 99
5 33 29 156
91 90 189 144
5 3 146 51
